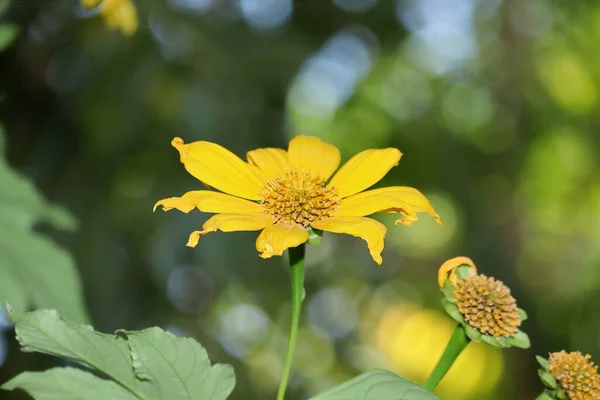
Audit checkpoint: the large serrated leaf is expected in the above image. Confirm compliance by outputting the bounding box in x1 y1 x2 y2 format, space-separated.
2 367 138 400
0 129 87 323
2 309 236 400
125 327 235 400
10 309 150 397
309 369 439 400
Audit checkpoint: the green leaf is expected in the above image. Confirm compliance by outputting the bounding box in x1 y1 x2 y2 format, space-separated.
2 309 236 400
2 368 137 400
0 23 18 51
125 328 235 400
308 369 439 400
0 129 87 322
9 309 150 397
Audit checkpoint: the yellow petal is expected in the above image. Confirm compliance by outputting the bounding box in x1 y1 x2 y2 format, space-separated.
186 213 276 247
247 148 292 180
311 217 387 265
333 187 442 226
255 223 309 259
153 191 263 214
288 136 341 181
171 137 263 200
437 256 477 287
328 148 402 198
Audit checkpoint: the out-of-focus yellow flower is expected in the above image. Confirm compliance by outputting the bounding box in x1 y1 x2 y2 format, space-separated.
154 136 442 264
81 0 138 36
374 304 503 399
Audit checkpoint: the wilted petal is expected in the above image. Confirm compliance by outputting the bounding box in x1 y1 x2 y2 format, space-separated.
437 256 477 287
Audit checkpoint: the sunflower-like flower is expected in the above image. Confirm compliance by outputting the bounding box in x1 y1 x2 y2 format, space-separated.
438 257 530 348
81 0 138 36
154 135 442 264
536 351 600 400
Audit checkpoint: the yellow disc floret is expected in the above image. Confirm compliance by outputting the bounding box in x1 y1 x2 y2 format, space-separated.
549 351 600 400
260 170 340 226
453 274 520 338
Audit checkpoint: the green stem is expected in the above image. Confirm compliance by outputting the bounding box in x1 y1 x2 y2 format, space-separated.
424 324 471 391
276 245 306 400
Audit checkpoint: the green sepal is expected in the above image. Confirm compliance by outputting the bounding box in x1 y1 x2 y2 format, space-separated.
556 388 567 400
463 324 482 342
536 355 550 369
535 391 557 400
455 265 474 280
307 228 322 246
480 334 501 347
441 298 464 324
496 336 512 348
518 308 528 322
440 280 455 302
508 330 531 349
538 369 558 390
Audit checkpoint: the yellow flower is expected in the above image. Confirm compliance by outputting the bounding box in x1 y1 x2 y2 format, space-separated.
154 136 442 264
81 0 138 36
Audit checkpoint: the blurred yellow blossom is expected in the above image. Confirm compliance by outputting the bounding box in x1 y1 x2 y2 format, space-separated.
154 135 442 264
81 0 138 36
374 305 503 399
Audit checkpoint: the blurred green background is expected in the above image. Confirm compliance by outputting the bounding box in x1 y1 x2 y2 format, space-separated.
1 0 600 399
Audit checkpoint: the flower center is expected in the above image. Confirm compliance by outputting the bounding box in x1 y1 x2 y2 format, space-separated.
453 274 521 338
260 170 340 226
549 351 600 400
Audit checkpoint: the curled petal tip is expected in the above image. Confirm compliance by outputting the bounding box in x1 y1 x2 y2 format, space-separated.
152 201 162 212
186 231 202 247
171 137 184 148
259 251 273 259
394 216 416 226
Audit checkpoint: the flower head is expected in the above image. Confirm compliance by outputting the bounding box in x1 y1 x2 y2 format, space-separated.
438 257 530 348
154 136 442 264
537 351 600 400
81 0 138 36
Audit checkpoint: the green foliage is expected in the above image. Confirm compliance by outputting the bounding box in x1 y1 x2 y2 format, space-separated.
0 23 18 51
2 309 236 400
309 369 439 400
0 129 87 322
